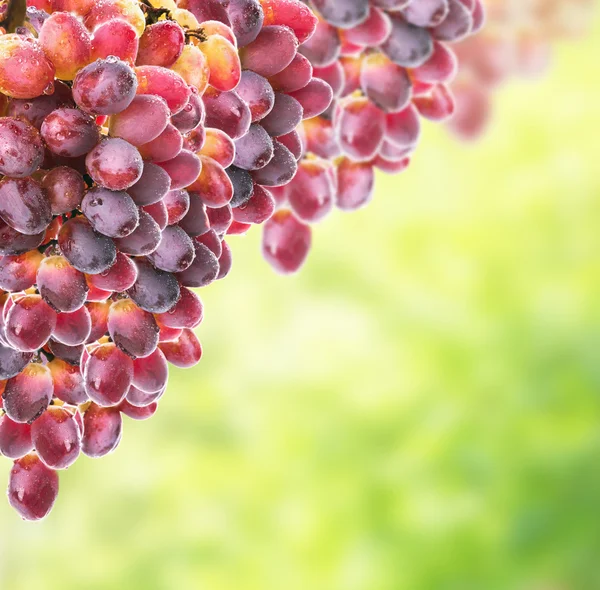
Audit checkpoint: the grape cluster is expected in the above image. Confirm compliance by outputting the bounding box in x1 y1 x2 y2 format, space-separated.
0 0 330 520
448 0 595 140
257 0 485 274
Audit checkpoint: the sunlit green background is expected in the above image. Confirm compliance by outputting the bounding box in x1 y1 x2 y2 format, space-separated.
2 17 600 590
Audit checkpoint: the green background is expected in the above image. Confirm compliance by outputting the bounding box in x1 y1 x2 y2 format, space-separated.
2 19 600 590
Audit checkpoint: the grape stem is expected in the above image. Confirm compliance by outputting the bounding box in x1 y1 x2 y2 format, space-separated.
0 0 26 32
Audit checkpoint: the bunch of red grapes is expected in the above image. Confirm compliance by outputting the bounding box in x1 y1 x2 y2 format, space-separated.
260 0 485 274
448 0 595 140
0 0 485 521
0 0 333 521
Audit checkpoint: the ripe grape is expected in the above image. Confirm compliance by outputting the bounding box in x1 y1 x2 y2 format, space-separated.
73 57 138 116
31 407 81 470
8 454 59 521
81 403 122 458
0 117 44 178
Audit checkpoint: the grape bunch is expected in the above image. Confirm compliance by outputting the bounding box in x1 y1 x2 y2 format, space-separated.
258 0 485 274
448 0 596 140
0 0 331 521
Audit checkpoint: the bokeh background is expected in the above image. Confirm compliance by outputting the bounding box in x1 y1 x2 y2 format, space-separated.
1 13 600 590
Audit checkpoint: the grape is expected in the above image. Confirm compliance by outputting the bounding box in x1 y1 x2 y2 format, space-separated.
128 162 172 207
48 340 85 367
138 123 183 163
38 11 91 81
113 210 161 256
36 255 89 313
226 166 256 208
7 454 59 521
412 41 457 84
207 205 234 234
385 104 421 148
86 301 111 343
119 400 158 420
359 53 412 112
73 57 138 116
336 96 386 161
0 415 33 460
58 217 117 275
91 19 139 65
216 240 233 280
236 70 275 122
344 6 391 45
53 306 92 346
81 187 139 238
81 403 122 458
0 342 33 381
276 130 304 161
287 158 334 222
155 287 204 330
5 81 73 130
232 184 276 224
135 66 191 115
260 93 303 137
259 0 318 44
179 0 230 25
131 349 168 395
431 0 473 42
127 258 180 314
251 140 297 187
42 167 86 215
86 138 143 191
178 191 211 236
48 358 88 405
228 0 264 47
171 91 204 134
143 201 168 231
188 157 233 208
0 117 44 178
136 21 185 68
240 25 299 77
299 18 340 68
164 189 191 225
288 77 333 118
31 407 81 470
313 62 345 97
269 54 314 94
88 252 137 293
126 383 164 407
380 15 434 68
84 0 145 35
175 242 220 288
159 329 202 369
335 158 374 211
262 209 311 274
199 128 236 168
109 95 170 146
157 150 202 190
0 35 55 99
413 83 455 121
233 124 274 170
4 295 57 353
83 343 133 407
0 177 52 236
196 35 239 93
3 363 54 424
108 298 159 359
0 250 43 292
147 225 195 273
203 88 252 140
403 0 449 28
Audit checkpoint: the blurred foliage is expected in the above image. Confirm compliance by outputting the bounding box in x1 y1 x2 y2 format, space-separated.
1 16 600 590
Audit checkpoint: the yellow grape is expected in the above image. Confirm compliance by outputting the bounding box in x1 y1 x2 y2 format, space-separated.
170 45 210 93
